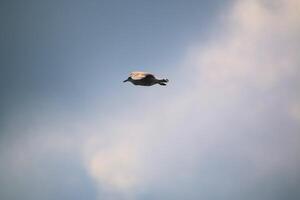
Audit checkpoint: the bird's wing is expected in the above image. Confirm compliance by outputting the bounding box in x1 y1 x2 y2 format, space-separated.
144 74 155 79
130 71 153 80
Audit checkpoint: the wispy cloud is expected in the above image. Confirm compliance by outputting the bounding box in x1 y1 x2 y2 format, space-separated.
82 0 300 199
1 0 299 199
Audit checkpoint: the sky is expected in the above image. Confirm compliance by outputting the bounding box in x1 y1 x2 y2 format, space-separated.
0 0 300 200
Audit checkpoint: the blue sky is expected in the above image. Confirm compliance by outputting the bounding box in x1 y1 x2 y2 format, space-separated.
1 0 300 200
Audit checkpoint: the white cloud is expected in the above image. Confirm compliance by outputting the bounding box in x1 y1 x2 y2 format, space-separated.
88 141 138 190
3 1 299 199
2 0 298 199
81 0 300 198
190 0 300 91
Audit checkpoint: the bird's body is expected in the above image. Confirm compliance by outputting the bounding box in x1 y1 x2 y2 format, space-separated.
123 71 169 86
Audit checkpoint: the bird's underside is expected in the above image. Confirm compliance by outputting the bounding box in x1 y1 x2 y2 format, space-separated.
133 74 158 86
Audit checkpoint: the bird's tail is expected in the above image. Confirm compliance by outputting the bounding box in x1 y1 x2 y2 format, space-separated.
158 79 169 86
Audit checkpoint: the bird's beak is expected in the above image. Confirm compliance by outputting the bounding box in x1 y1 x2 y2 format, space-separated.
123 78 129 82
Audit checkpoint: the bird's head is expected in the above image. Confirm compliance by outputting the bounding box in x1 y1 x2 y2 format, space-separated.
123 77 131 83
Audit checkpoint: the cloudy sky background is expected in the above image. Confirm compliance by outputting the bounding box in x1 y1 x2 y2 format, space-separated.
1 0 300 199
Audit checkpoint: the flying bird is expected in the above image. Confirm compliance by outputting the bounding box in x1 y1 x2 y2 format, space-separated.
123 71 169 86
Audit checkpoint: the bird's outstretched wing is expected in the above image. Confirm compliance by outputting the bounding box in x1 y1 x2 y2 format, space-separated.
130 71 154 80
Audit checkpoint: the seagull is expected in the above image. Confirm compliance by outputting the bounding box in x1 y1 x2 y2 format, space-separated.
123 71 169 86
